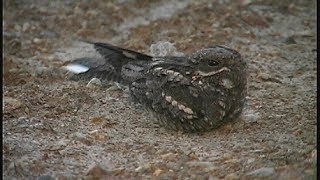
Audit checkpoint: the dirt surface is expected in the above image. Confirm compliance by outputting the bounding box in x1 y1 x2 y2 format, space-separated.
3 0 316 179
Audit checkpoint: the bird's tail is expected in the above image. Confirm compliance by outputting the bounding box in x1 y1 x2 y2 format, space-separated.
64 42 153 85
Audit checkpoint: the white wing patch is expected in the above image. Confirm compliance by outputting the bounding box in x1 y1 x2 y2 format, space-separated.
122 51 137 59
63 64 90 74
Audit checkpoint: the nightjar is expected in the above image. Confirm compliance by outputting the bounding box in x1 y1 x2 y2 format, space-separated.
66 42 247 132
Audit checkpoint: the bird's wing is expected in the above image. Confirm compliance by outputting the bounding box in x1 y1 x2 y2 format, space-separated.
91 42 153 61
65 42 153 85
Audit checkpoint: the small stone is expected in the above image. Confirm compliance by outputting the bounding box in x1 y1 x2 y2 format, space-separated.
33 38 44 44
168 76 174 81
135 164 152 173
240 0 252 6
257 73 271 81
22 22 30 32
44 55 55 61
40 31 59 38
86 10 98 17
284 36 297 44
88 130 99 134
161 152 176 160
247 167 275 177
154 67 163 72
74 6 83 14
186 161 214 168
14 24 21 31
81 21 88 28
166 70 175 74
242 109 260 123
150 41 184 57
173 72 180 76
86 164 110 176
175 74 184 81
247 158 255 164
4 97 23 110
37 175 55 180
225 173 239 180
89 130 107 141
153 169 162 176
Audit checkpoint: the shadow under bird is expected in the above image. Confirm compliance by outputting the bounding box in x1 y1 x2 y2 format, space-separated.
65 42 247 132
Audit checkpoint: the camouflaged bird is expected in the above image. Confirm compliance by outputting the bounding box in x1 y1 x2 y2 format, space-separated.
66 42 247 132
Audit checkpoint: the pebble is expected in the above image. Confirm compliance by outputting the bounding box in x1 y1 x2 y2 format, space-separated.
242 109 260 123
186 161 214 167
40 31 59 38
37 175 55 180
33 38 44 44
150 41 184 57
86 10 99 17
86 164 109 176
153 168 162 176
284 36 297 44
257 72 271 81
247 167 275 177
246 158 255 164
14 24 21 31
4 97 23 110
225 173 239 180
161 152 176 160
22 22 30 32
135 164 152 173
15 116 29 126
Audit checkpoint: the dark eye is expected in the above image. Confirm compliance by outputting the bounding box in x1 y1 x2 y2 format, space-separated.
208 59 219 66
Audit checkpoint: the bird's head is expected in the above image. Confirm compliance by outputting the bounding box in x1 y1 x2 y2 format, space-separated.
187 46 247 89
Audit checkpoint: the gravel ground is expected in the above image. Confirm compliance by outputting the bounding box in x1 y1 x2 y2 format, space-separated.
3 0 316 179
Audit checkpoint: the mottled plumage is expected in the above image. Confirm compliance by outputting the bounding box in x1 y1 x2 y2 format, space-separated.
67 42 247 132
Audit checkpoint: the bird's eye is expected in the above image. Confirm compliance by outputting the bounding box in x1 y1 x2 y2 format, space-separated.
208 59 219 66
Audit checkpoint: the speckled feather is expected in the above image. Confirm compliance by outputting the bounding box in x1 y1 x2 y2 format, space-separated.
68 42 247 132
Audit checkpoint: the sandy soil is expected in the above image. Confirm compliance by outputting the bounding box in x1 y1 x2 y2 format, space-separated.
3 0 316 179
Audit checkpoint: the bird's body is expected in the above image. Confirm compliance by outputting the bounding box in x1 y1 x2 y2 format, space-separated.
66 42 247 132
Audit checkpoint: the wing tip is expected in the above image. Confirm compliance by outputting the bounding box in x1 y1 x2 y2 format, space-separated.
63 64 90 74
